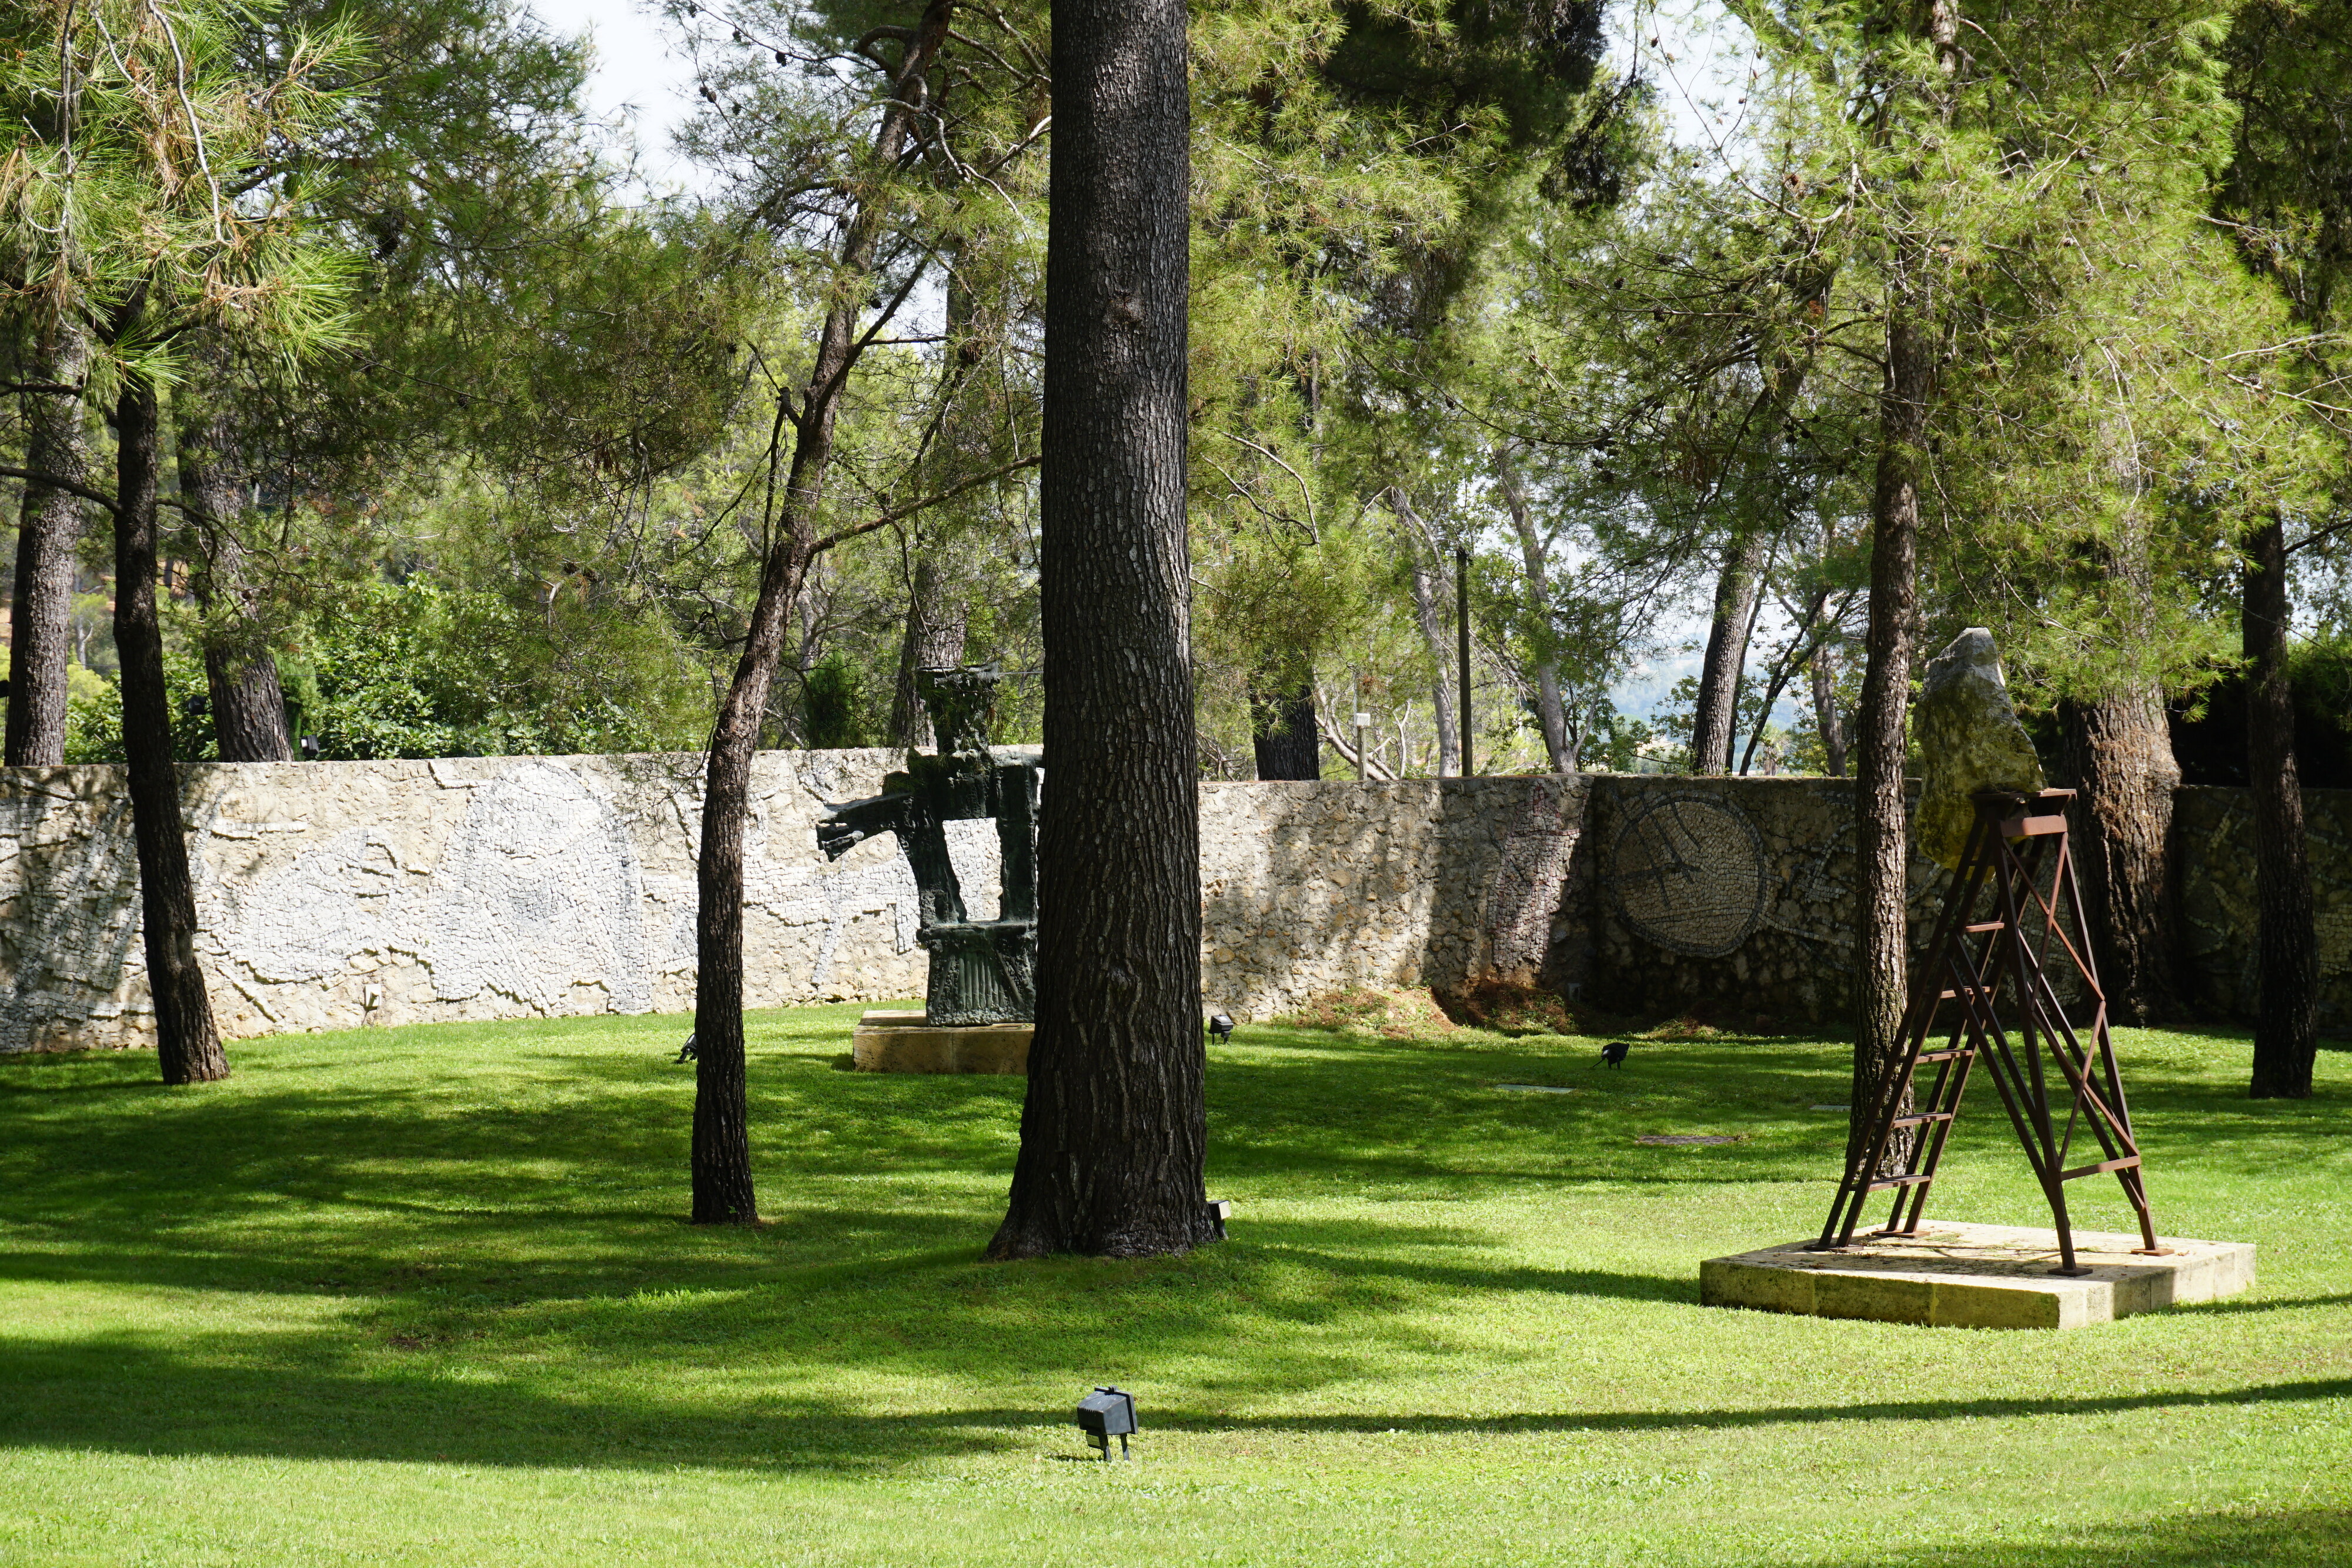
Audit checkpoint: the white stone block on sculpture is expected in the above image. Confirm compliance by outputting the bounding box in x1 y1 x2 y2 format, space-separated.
1913 627 2047 871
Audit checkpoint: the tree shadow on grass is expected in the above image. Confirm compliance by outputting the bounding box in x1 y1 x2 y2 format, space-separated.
3 1325 2344 1476
1797 1507 2352 1568
2 1023 2344 1493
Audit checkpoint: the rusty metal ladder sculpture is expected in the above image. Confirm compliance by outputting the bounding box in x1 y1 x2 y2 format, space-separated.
1814 788 2162 1274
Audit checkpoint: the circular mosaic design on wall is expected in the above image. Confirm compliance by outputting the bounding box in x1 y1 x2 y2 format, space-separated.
1609 793 1767 958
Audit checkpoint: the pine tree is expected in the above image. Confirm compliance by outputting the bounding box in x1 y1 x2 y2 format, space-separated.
988 0 1210 1259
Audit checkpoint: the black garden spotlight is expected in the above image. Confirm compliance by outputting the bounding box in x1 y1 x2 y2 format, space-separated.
1074 1385 1137 1462
1205 1012 1235 1045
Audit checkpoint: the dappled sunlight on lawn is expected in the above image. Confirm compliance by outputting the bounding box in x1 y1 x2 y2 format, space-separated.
2 1006 2346 1565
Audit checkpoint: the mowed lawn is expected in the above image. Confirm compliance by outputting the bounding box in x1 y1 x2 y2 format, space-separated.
1 1006 2346 1567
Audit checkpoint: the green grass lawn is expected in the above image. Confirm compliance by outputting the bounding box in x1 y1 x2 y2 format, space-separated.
2 1005 2346 1567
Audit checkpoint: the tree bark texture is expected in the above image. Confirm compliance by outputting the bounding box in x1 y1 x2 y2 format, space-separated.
6 316 93 767
1850 303 1937 1168
1691 531 1765 775
690 0 956 1223
987 0 1212 1260
888 553 970 748
1811 644 1847 777
1736 583 1831 777
1499 459 1571 772
2058 687 2181 1025
2244 514 2317 1097
1847 0 1957 1170
1248 673 1321 780
177 401 292 762
115 380 229 1085
1391 490 1460 777
1689 276 1828 779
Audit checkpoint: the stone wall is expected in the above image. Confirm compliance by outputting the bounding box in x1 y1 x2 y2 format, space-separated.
1574 775 2104 1025
1 751 951 1051
2 753 2338 1052
1 757 1581 1051
1198 776 1584 1020
1577 776 2345 1029
2174 785 2352 1034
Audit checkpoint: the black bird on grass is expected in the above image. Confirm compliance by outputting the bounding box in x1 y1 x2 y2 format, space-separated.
1601 1040 1631 1069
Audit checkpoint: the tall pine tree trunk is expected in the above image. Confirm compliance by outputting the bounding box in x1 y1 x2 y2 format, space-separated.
987 0 1212 1260
1499 455 1571 772
1692 531 1765 775
2059 685 2180 1025
177 399 292 762
115 378 229 1084
888 554 969 748
2244 513 2317 1097
6 316 93 767
691 0 956 1222
1390 490 1460 776
1812 644 1848 777
1248 673 1320 780
1689 287 1827 779
1852 304 1932 1162
1848 0 1957 1169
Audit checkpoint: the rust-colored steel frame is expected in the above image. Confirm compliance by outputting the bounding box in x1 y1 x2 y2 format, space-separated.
1813 789 2160 1274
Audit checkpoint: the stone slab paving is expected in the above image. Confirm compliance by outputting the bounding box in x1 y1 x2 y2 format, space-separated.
1700 1221 2256 1329
850 1009 1031 1074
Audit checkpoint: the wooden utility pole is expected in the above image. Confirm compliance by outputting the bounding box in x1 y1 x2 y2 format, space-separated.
1456 544 1472 776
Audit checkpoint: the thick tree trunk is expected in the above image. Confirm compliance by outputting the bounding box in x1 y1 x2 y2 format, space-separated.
115 379 229 1085
6 316 93 767
177 402 292 762
2244 514 2317 1097
1248 673 1320 780
888 553 969 748
2059 686 2181 1025
690 0 956 1222
1499 457 1571 772
1692 531 1765 775
987 0 1212 1260
1850 306 1936 1168
1391 492 1460 776
1812 644 1847 777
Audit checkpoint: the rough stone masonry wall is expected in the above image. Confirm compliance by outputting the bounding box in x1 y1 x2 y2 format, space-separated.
0 756 1583 1051
2 754 2338 1052
2173 785 2352 1034
1 751 947 1051
1198 776 1585 1021
1579 775 2351 1029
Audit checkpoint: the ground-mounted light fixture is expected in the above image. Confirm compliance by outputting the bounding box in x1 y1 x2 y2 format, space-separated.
1074 1385 1137 1461
1206 1198 1232 1241
1205 1013 1234 1045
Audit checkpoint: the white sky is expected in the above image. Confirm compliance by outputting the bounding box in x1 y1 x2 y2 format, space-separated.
536 0 703 193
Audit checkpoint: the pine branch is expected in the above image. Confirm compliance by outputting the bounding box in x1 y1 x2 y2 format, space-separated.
0 464 118 516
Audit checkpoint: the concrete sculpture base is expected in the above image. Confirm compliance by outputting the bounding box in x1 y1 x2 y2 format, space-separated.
850 1009 1030 1074
1700 1222 2254 1330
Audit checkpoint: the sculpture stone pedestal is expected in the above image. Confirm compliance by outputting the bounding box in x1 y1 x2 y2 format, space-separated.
1700 1222 2254 1329
850 1009 1031 1075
